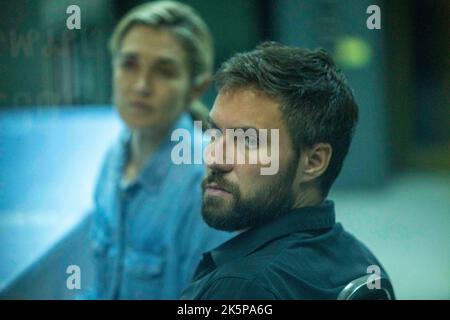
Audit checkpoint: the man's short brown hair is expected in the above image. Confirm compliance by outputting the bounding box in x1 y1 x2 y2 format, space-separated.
215 42 359 197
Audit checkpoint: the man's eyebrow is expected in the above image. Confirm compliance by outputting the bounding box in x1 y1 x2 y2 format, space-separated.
207 116 260 132
230 126 259 132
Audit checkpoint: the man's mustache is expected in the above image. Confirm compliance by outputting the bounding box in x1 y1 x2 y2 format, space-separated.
201 173 237 195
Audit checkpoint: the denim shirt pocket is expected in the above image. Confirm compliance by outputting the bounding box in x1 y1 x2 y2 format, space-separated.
121 247 166 299
90 219 117 299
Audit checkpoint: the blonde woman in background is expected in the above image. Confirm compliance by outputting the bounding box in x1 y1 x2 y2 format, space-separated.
88 1 230 299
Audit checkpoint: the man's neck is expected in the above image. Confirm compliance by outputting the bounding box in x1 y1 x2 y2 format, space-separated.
292 188 324 209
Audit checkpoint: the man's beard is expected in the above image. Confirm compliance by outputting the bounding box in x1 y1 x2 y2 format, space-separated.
201 161 297 232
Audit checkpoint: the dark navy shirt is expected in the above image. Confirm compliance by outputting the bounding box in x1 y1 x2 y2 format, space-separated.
181 200 389 300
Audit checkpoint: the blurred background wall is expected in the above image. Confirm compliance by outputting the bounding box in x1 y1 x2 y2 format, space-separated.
0 0 449 299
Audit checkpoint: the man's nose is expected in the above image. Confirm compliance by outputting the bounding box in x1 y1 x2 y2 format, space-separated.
204 135 234 173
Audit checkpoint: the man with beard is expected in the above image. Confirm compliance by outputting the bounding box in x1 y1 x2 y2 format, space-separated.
180 42 392 300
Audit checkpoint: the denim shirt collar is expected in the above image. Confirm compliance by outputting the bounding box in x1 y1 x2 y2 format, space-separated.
114 112 195 193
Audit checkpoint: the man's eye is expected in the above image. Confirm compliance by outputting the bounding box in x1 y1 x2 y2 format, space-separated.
244 136 258 149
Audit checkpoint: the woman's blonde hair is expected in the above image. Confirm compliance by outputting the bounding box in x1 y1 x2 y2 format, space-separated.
109 1 213 84
109 0 213 123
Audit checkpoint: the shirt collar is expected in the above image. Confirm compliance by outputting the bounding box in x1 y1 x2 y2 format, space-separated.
210 200 336 267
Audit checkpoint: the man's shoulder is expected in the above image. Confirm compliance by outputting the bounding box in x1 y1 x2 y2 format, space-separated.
209 236 295 287
195 239 310 299
200 223 388 299
196 274 279 300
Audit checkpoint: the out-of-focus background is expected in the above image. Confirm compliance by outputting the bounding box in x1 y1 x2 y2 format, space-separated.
0 0 448 299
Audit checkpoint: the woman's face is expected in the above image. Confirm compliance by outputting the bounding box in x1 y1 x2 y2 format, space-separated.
113 25 192 130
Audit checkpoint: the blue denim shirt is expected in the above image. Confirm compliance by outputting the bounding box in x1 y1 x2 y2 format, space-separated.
89 112 231 299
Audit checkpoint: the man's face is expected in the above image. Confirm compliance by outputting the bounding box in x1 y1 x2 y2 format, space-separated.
113 25 191 130
202 88 298 231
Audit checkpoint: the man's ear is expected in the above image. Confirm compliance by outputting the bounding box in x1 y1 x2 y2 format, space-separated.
300 143 332 183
